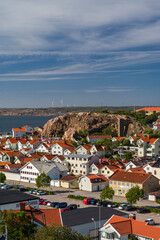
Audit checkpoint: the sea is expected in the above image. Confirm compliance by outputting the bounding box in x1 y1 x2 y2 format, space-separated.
0 115 58 133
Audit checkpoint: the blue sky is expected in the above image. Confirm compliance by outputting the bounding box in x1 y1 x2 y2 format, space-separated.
0 0 160 107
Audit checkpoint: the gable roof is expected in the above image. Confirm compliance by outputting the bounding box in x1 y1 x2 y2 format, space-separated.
136 107 160 112
109 171 151 183
104 215 160 240
60 175 78 181
86 174 108 183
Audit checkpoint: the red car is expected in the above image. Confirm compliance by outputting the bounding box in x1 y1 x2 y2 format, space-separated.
83 198 94 204
60 207 70 212
42 200 49 205
39 199 46 205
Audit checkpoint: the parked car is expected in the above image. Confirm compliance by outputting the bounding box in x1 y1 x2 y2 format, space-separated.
145 219 155 225
29 189 34 194
118 204 128 210
1 184 11 189
124 205 136 211
39 199 46 205
83 198 94 205
37 191 46 195
90 199 97 205
96 201 111 207
42 200 50 205
67 204 78 210
107 203 118 208
32 190 39 195
51 202 59 207
137 208 150 213
18 187 27 192
46 201 53 207
55 202 67 209
60 207 70 212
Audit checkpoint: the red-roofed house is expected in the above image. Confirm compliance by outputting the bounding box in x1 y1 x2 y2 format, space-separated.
137 137 160 157
79 174 109 191
100 214 160 240
136 107 160 115
109 171 159 197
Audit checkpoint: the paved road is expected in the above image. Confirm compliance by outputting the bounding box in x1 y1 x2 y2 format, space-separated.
7 180 160 226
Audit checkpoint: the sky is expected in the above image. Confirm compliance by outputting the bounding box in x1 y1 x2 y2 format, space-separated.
0 0 160 108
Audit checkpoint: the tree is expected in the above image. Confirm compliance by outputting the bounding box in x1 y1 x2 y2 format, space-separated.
0 172 6 183
100 187 114 201
36 172 51 188
35 225 92 240
129 234 138 240
123 152 133 161
0 210 37 240
126 186 143 205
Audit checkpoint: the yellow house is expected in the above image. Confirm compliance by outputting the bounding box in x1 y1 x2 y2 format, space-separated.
60 175 79 189
109 171 159 197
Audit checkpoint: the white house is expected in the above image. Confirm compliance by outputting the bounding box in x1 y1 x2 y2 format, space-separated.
90 145 105 157
12 127 26 138
12 125 33 138
0 189 39 211
51 142 74 155
99 214 160 240
36 143 50 153
20 160 68 183
76 145 92 155
137 138 160 157
79 174 108 191
65 154 92 175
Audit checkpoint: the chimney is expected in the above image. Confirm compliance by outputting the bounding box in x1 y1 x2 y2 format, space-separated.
129 213 136 220
20 202 26 211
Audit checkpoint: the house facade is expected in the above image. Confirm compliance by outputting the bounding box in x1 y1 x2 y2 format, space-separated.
79 174 108 191
137 138 160 157
65 154 92 175
109 171 159 197
20 160 68 183
100 214 160 240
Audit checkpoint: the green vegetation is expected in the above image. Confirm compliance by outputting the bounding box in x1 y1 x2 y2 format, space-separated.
113 110 160 126
35 225 92 240
0 172 6 183
70 141 79 148
36 173 51 188
0 210 36 240
123 152 133 161
100 187 114 201
129 234 138 240
144 126 160 138
93 126 117 137
67 194 160 214
125 186 144 205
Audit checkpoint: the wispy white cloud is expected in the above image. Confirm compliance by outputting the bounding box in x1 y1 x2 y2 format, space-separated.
0 0 160 54
84 90 101 93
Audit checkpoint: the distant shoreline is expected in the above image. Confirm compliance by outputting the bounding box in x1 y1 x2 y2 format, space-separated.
0 106 145 116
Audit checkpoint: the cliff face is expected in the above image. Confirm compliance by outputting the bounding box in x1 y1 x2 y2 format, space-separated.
42 112 144 139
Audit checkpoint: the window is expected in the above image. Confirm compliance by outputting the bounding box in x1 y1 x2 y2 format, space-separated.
105 233 115 239
118 182 121 185
123 190 125 194
114 181 116 185
154 170 157 175
122 182 125 186
110 181 112 184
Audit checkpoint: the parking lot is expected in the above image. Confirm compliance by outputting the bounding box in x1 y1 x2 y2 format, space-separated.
36 191 160 227
6 180 160 227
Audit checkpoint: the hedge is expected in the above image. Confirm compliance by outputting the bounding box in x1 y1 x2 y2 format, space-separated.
67 194 160 213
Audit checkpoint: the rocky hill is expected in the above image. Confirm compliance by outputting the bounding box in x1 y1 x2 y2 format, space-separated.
42 112 144 140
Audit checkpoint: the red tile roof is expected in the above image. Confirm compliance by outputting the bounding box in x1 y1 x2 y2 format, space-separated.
136 107 160 112
86 174 108 183
109 171 151 183
104 215 160 239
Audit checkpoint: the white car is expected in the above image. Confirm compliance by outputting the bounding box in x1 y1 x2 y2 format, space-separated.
118 204 128 210
145 219 155 225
